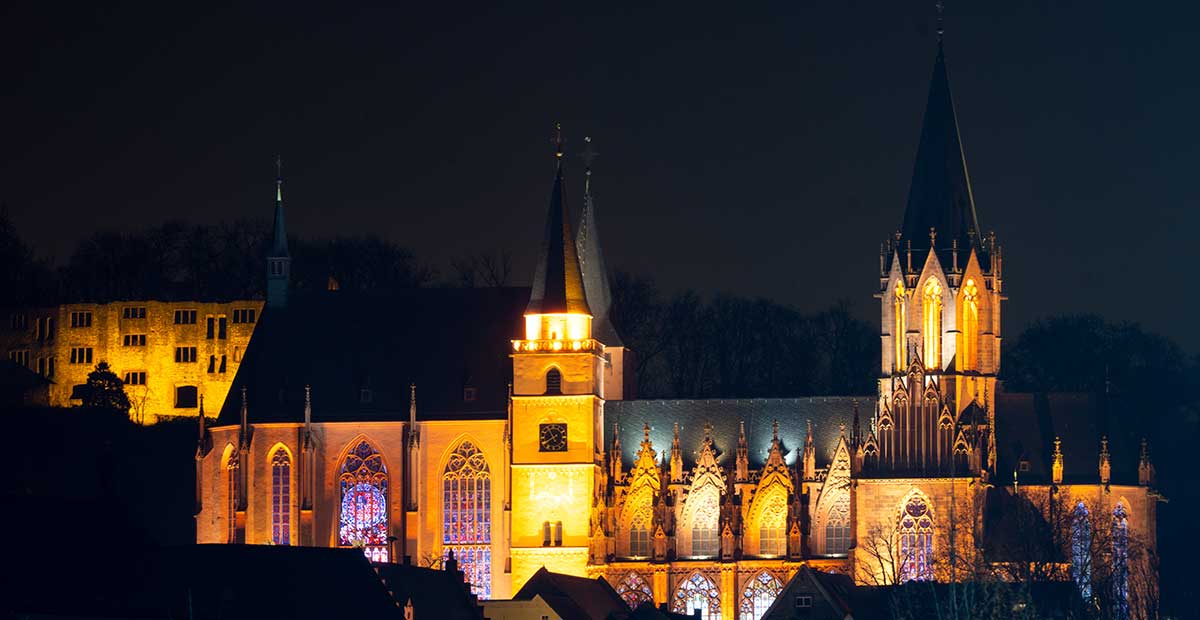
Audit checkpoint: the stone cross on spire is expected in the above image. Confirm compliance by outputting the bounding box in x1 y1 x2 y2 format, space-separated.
580 136 599 172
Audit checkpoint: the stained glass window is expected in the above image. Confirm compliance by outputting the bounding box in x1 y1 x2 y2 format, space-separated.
339 439 389 562
1112 503 1129 620
959 279 979 370
271 447 291 545
689 486 720 558
899 496 934 582
922 279 942 369
615 571 653 609
894 281 907 368
225 446 239 544
825 511 850 556
672 572 721 620
1070 502 1092 600
443 441 492 599
739 571 782 620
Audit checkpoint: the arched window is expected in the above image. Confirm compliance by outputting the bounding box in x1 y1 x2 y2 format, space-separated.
443 441 492 599
759 523 786 557
959 279 979 370
739 571 782 620
614 571 654 609
755 490 787 557
628 499 653 557
271 447 291 545
672 572 721 620
338 439 389 562
1070 502 1092 600
1112 504 1129 620
922 279 942 370
899 496 934 582
894 281 907 370
825 509 850 556
688 486 720 558
224 446 239 544
545 368 562 394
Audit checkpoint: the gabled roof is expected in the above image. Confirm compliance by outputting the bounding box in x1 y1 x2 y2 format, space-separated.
375 562 484 620
605 397 868 471
527 159 591 316
760 565 855 620
216 287 527 425
899 44 983 260
514 567 630 620
576 169 623 346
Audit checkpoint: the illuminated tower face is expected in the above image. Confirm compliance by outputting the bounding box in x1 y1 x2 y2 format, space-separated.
874 45 1003 476
509 136 604 590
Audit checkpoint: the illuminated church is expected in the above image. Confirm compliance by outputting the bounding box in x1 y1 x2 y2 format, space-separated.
195 40 1159 619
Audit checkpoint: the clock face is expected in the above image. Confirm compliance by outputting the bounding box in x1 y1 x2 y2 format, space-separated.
539 423 568 452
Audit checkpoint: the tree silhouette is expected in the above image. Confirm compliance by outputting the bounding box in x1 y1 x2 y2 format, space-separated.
81 362 131 415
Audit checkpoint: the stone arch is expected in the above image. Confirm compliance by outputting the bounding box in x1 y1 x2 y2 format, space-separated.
678 484 722 558
619 484 655 558
745 483 789 557
266 442 294 545
739 570 783 620
672 571 721 620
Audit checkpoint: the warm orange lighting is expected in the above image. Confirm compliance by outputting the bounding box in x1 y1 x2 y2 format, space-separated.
923 279 942 369
894 281 907 370
959 279 979 370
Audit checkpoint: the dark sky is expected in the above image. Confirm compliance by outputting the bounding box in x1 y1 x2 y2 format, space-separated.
4 1 1198 351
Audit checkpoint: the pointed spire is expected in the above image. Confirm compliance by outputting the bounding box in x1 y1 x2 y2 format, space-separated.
303 385 313 449
802 419 816 481
1052 436 1064 485
198 395 206 439
670 422 683 483
576 136 622 346
527 123 591 316
267 156 291 308
238 386 250 450
899 35 981 256
735 420 749 483
1099 436 1111 484
610 422 623 483
271 155 288 257
851 400 862 447
195 395 208 459
1139 438 1154 486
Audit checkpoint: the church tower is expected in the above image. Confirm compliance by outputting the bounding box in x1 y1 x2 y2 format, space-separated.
873 38 1003 476
266 158 291 309
509 125 606 589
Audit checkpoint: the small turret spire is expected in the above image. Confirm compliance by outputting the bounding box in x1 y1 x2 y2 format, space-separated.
526 123 590 316
935 1 945 44
267 156 291 308
1139 438 1154 486
1099 436 1111 485
1052 436 1063 485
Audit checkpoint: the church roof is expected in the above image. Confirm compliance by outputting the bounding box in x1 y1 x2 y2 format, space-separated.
375 563 485 620
216 287 527 425
576 167 623 347
994 391 1144 485
605 397 867 470
899 44 984 262
527 157 591 316
514 567 630 620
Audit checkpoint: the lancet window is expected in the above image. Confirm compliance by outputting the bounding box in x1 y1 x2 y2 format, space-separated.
615 571 654 609
1112 503 1129 620
755 490 788 557
739 571 782 620
338 439 389 562
224 446 239 544
922 279 942 369
894 281 907 370
270 447 291 545
825 509 850 556
688 486 721 558
673 572 721 620
898 495 934 582
1070 501 1092 600
443 440 492 599
959 279 979 370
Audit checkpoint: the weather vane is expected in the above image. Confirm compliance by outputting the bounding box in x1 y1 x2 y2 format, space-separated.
580 136 598 171
275 155 282 179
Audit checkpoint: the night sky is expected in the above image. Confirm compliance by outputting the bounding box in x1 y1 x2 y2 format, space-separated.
4 1 1198 351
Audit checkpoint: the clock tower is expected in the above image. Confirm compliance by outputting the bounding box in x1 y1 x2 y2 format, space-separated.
508 125 606 591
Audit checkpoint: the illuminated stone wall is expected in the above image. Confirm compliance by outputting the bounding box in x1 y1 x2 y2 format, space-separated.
2 301 261 423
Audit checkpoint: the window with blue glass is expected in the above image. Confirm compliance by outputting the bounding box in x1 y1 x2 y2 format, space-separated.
339 440 389 562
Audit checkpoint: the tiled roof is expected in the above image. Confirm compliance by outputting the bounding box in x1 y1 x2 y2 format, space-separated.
514 567 630 620
375 562 484 620
528 161 590 316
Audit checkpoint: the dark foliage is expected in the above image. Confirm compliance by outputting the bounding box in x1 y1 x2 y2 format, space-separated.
81 362 131 415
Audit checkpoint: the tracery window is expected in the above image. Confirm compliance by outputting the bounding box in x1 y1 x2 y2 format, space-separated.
1112 504 1129 620
338 439 389 562
271 447 291 545
615 571 654 609
959 279 979 370
672 572 721 620
1070 501 1092 600
224 446 239 544
688 485 721 558
756 489 787 557
630 519 652 557
898 496 934 582
739 571 782 620
759 523 786 557
825 510 850 556
894 281 907 369
922 279 942 369
443 441 492 599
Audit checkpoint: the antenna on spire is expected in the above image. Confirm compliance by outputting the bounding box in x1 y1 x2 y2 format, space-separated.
275 155 283 202
935 1 945 44
552 122 564 162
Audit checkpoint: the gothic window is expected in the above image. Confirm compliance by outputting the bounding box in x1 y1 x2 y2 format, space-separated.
223 446 239 544
271 447 291 545
672 572 721 620
693 525 719 558
688 486 721 558
759 523 786 557
755 490 788 557
1112 503 1129 620
739 571 782 620
630 524 652 557
922 279 942 369
545 368 562 394
825 510 850 556
615 571 654 609
338 439 389 563
1070 502 1092 601
443 441 492 599
624 487 654 557
898 496 934 582
894 281 907 369
959 279 979 370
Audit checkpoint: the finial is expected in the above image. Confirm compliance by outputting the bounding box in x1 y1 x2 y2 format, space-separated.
839 423 847 437
275 155 283 202
199 394 205 416
929 227 937 247
772 419 779 441
305 384 311 405
1054 436 1062 455
643 423 651 443
703 422 713 439
580 136 598 173
552 122 564 161
935 1 945 44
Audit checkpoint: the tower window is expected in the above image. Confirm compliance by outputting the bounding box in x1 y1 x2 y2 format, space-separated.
8 350 30 368
232 308 256 324
11 313 29 330
206 317 215 339
545 368 562 395
959 279 979 370
218 317 227 339
894 281 907 370
922 279 943 370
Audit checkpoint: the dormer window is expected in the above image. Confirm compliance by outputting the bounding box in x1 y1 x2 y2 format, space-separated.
545 369 562 395
1019 459 1031 473
463 387 477 402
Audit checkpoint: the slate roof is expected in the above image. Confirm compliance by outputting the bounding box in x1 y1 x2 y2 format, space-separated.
994 391 1144 485
576 170 623 347
899 44 988 267
216 287 528 425
604 397 869 470
375 562 485 620
514 567 630 620
528 157 591 316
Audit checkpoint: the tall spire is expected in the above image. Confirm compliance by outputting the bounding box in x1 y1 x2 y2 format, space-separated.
271 156 288 256
575 136 622 345
527 124 591 316
898 31 981 256
267 156 292 308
